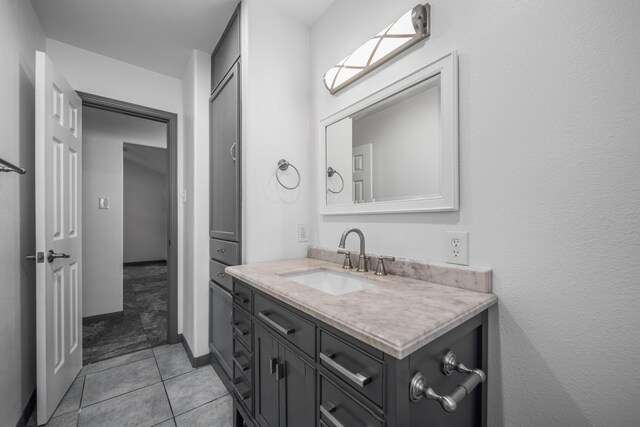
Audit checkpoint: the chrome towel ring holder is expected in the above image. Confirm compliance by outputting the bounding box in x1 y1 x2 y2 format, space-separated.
276 159 300 190
327 167 344 194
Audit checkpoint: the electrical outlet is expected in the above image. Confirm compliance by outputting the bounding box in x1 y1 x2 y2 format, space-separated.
297 224 309 242
446 231 469 265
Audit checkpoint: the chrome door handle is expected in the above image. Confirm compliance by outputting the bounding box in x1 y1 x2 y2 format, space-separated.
320 351 371 387
229 142 237 162
26 252 45 263
47 250 70 263
258 311 294 335
409 350 486 412
320 402 345 427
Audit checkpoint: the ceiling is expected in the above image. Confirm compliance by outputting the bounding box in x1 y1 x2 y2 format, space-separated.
30 0 335 79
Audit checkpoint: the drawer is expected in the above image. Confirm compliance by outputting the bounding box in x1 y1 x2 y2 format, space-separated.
210 238 239 265
233 308 252 351
254 293 315 357
210 259 232 292
232 373 252 415
233 337 252 385
319 374 383 427
319 330 384 408
233 281 252 314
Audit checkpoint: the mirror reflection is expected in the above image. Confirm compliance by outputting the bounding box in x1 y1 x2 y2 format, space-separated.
325 74 441 206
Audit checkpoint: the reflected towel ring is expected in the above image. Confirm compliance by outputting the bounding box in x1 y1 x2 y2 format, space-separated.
276 159 300 190
327 167 344 194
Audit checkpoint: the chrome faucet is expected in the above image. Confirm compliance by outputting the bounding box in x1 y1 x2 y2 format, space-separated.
338 228 369 272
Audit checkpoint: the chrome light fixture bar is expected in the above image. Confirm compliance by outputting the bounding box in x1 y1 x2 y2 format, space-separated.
323 4 430 95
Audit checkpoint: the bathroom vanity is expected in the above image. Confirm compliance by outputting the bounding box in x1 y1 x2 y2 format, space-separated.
219 248 496 427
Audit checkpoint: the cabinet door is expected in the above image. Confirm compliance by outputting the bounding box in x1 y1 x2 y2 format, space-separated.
210 282 233 378
255 325 280 427
210 62 240 242
279 345 315 427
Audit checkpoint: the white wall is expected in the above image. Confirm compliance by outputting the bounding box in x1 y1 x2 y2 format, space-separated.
310 1 640 425
0 1 44 423
181 49 211 357
123 147 167 263
83 108 166 317
46 38 185 330
241 0 311 263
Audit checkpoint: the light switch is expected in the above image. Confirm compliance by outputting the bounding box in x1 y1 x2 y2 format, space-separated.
98 197 110 210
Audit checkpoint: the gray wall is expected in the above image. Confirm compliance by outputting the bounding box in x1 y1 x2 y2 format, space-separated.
0 1 44 424
123 144 167 263
311 1 640 425
83 108 166 317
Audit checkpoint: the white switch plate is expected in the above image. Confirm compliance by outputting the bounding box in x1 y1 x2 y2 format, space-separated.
446 231 469 265
98 197 109 210
297 224 309 242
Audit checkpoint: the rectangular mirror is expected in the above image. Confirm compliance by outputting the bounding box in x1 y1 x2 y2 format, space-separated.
319 51 458 215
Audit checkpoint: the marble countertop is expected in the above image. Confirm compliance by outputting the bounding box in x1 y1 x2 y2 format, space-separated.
226 258 497 359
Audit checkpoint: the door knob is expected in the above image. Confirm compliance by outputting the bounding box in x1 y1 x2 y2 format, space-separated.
26 252 45 263
47 250 70 263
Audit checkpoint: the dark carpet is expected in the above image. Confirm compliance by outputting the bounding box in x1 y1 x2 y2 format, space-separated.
82 263 168 365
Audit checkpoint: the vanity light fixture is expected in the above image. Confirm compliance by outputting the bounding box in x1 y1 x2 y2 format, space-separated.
323 3 430 95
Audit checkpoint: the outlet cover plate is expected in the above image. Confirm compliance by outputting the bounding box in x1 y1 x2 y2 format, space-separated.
297 224 309 242
446 231 469 265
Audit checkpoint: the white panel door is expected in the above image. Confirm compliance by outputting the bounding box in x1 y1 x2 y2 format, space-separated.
352 143 373 203
35 51 83 425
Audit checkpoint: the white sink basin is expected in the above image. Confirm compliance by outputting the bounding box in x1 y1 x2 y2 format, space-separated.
280 269 380 295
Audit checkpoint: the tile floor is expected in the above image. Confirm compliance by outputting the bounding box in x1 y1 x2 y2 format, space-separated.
83 263 168 364
27 344 232 427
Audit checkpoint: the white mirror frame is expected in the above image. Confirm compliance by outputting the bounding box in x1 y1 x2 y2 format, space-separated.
318 51 459 215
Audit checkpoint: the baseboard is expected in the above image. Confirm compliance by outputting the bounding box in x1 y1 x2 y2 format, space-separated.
82 310 124 324
181 336 210 368
123 259 167 266
14 389 36 427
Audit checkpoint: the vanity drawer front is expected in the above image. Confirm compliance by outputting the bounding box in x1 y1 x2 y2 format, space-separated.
319 374 383 427
254 293 315 357
210 259 233 292
233 337 252 385
232 308 252 351
232 373 252 415
210 238 239 265
319 330 384 407
233 281 252 314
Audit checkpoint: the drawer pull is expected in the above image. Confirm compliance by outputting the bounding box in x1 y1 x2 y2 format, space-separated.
232 322 249 336
217 272 226 278
258 311 294 335
409 350 486 412
234 293 249 304
320 351 372 388
233 378 250 400
216 248 226 253
320 402 344 427
269 357 278 374
232 352 250 371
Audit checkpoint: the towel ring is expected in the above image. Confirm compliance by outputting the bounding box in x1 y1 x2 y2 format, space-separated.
276 159 300 190
327 167 344 194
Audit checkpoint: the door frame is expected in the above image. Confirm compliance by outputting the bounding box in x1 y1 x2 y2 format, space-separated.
78 91 179 344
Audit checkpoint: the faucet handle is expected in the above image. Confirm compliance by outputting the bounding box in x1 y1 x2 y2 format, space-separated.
337 250 353 270
375 256 395 276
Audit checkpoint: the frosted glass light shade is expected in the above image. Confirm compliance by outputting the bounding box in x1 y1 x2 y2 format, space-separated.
323 4 430 95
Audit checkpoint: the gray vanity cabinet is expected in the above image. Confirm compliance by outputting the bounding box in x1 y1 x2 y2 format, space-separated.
254 324 315 427
209 4 243 391
231 278 489 427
